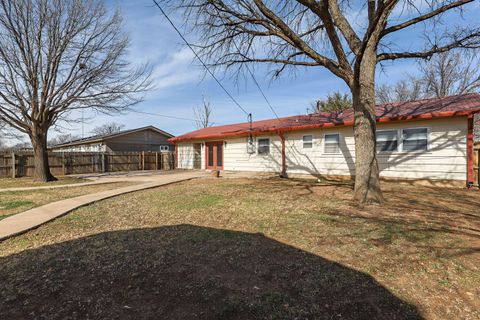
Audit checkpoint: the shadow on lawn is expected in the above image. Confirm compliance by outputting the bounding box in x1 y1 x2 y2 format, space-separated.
249 178 480 243
0 225 422 320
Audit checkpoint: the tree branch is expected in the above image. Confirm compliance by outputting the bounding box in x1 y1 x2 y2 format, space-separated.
382 0 474 36
378 31 480 61
250 0 345 79
295 0 353 75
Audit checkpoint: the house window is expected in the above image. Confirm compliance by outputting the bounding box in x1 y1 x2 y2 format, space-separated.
324 133 340 154
258 138 270 155
377 130 398 152
159 145 170 151
303 135 313 149
402 128 428 151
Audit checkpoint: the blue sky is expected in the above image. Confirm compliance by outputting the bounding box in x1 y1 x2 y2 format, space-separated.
45 0 478 140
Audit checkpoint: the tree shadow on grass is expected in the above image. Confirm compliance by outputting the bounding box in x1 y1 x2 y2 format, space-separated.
0 225 422 319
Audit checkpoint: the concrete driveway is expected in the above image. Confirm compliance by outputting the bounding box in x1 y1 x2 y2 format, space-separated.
0 170 201 192
0 170 205 240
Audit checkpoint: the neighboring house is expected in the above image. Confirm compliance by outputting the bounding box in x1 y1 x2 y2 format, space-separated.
51 126 174 153
170 93 480 187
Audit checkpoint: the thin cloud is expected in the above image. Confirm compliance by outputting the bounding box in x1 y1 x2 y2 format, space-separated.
150 48 201 90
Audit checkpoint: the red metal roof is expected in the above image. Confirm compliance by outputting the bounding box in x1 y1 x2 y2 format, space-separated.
170 93 480 142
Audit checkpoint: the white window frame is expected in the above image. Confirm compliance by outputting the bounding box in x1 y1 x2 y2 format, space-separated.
302 134 313 149
159 145 170 152
323 133 341 154
400 127 429 152
257 138 270 155
376 130 399 153
374 127 430 153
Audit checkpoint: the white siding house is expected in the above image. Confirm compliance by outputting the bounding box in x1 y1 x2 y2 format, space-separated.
171 94 480 186
177 144 196 169
283 117 467 181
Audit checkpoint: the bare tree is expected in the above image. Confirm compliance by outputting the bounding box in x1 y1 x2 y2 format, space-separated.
0 0 151 182
376 50 480 103
420 50 480 98
1 141 32 152
91 122 126 136
162 0 480 203
193 97 213 129
48 133 81 146
378 50 480 142
310 91 352 113
376 78 424 104
0 119 5 139
0 121 27 146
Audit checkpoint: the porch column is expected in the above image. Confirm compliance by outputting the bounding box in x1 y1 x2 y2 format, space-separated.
174 144 178 169
467 114 474 187
278 131 287 178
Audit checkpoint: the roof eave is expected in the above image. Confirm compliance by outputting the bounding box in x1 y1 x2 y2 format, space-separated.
53 126 175 148
170 110 479 143
52 139 103 148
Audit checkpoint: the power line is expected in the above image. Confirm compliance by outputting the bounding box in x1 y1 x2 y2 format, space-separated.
245 67 279 119
131 110 198 122
152 0 281 137
213 13 280 119
152 0 250 117
132 109 220 126
131 109 251 130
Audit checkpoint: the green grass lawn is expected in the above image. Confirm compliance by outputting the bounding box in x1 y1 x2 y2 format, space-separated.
0 177 479 319
0 181 138 219
0 176 90 188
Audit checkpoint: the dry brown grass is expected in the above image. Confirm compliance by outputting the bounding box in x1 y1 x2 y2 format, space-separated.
0 181 138 219
0 177 479 319
0 176 90 188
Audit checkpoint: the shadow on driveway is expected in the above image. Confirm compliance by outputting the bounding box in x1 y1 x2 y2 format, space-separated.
0 225 422 319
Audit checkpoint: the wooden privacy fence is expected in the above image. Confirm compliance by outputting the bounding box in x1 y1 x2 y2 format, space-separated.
0 151 175 178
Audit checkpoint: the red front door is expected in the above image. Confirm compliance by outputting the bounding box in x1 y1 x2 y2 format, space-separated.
205 141 223 170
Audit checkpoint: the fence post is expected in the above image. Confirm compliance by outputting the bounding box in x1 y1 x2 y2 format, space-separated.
101 153 106 173
142 151 145 170
11 151 15 178
155 152 159 170
62 152 66 176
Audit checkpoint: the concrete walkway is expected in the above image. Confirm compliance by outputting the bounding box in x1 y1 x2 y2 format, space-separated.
0 170 184 192
0 180 118 192
0 171 204 240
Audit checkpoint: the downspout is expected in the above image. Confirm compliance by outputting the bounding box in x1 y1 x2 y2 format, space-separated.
467 114 474 187
278 130 287 178
174 143 178 169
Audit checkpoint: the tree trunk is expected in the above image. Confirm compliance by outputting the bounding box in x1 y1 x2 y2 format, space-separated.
351 56 385 204
30 127 57 182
